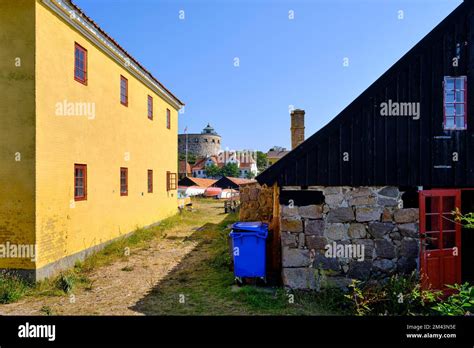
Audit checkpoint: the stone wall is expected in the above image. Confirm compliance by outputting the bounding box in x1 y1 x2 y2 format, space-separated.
239 182 274 223
280 186 419 290
178 134 221 157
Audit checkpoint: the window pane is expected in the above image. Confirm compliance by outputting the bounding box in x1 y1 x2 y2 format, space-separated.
445 78 455 90
445 117 455 129
456 91 465 102
443 231 456 249
455 78 464 90
456 117 465 128
455 104 465 116
426 232 440 250
445 104 455 116
445 90 455 102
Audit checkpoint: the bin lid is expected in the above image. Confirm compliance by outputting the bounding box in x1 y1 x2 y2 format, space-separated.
232 221 268 232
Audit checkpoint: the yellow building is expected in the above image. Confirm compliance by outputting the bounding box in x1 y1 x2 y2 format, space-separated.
266 147 289 167
0 0 184 280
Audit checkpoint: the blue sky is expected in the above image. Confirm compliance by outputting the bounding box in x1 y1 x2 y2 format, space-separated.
74 0 462 152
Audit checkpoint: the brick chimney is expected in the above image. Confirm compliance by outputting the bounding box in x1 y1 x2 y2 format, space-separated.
290 109 305 149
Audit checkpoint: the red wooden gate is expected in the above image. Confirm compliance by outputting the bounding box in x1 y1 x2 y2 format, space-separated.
419 189 461 290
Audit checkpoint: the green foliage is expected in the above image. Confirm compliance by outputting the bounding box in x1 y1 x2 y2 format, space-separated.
178 153 197 165
245 171 256 179
55 273 76 294
346 272 441 316
220 162 240 177
432 283 474 315
454 208 474 229
40 305 54 316
0 275 30 304
256 151 268 172
204 164 221 178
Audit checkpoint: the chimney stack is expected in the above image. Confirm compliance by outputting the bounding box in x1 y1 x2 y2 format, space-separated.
290 109 305 149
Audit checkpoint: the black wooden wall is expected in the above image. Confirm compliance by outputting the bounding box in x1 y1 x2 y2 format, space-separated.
258 1 474 188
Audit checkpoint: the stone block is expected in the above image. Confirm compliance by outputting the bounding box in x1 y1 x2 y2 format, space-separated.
394 208 419 223
282 268 317 289
377 187 399 198
324 223 349 241
398 223 419 238
375 239 396 259
347 260 372 279
355 206 382 222
282 247 311 267
348 223 367 239
298 205 323 219
281 217 303 233
372 259 396 273
313 252 340 271
305 219 325 236
281 232 297 248
368 222 395 239
400 238 419 258
327 207 355 223
305 235 328 250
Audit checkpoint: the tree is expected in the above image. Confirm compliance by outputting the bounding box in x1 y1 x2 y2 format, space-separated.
256 151 268 172
204 164 221 178
178 153 196 165
220 162 240 178
246 171 256 179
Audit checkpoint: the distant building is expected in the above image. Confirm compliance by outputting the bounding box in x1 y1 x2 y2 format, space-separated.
178 124 222 157
178 160 191 179
191 151 258 179
266 146 290 166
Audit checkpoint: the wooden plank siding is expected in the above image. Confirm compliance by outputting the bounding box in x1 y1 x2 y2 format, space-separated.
257 1 474 188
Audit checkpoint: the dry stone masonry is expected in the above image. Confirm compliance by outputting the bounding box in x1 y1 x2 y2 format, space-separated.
280 186 419 290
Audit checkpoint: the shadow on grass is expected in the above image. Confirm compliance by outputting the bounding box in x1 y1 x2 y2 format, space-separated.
129 213 349 316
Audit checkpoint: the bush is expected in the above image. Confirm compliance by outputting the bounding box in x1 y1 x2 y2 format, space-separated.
55 273 76 294
432 283 474 316
346 272 440 316
0 275 29 304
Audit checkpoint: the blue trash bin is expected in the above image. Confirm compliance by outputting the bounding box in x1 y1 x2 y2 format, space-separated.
229 222 268 280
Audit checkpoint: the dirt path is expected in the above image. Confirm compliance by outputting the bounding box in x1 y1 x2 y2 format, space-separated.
0 201 226 316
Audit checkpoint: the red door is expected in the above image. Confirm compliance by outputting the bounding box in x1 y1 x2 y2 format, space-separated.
419 189 461 290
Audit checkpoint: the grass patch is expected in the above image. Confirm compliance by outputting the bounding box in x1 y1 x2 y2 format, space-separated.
132 209 348 316
0 275 30 304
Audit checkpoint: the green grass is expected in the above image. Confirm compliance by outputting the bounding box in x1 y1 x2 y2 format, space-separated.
0 200 350 314
132 211 349 315
0 275 30 304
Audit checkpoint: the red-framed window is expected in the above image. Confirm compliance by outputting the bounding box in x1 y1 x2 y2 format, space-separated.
74 164 87 201
166 108 171 129
120 75 128 106
148 95 153 120
443 76 467 130
120 167 128 196
74 43 87 85
166 171 177 191
147 170 153 193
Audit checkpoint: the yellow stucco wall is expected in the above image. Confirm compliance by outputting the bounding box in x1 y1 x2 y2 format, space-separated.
34 0 179 270
0 0 36 270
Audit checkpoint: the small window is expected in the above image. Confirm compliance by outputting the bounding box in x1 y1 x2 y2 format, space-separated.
120 167 128 196
147 169 153 193
444 76 467 130
74 43 87 85
166 108 171 129
147 95 153 120
120 76 128 106
74 164 87 201
166 171 177 191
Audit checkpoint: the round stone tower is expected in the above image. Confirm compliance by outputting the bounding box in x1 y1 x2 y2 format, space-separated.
178 124 222 157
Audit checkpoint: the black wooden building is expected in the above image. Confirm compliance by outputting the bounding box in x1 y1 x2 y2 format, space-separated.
256 1 474 292
257 0 474 189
